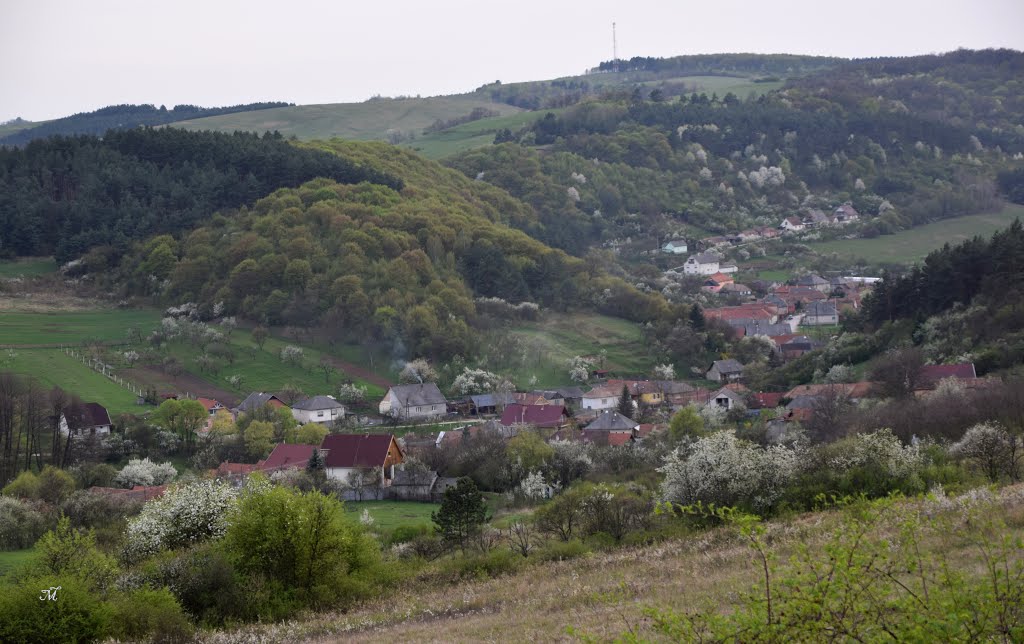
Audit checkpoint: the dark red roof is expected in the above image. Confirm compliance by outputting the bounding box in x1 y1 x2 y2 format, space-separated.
215 462 259 477
83 402 111 427
259 444 316 471
500 404 566 428
320 434 399 469
749 392 786 409
918 364 977 388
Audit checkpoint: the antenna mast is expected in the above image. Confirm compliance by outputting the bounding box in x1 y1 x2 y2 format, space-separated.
612 22 618 64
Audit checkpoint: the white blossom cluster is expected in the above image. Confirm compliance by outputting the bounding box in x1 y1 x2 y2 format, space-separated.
123 479 238 563
949 422 1015 464
747 166 786 188
659 432 802 513
570 172 587 184
517 471 550 500
280 345 304 365
566 186 581 202
831 429 922 479
567 355 594 384
113 457 177 488
450 367 501 396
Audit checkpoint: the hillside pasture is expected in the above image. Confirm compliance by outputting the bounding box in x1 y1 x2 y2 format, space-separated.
0 308 161 347
0 348 147 416
406 110 560 160
0 257 57 278
807 204 1024 265
345 501 439 534
170 96 523 142
506 313 652 386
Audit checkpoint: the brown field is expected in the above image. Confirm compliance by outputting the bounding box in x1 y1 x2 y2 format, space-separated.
200 485 1024 643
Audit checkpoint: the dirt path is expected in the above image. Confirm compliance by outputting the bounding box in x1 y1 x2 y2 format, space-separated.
323 356 392 389
125 365 241 407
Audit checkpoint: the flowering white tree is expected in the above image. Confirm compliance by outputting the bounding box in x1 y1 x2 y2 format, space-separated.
122 479 238 562
660 432 801 512
831 429 922 479
950 422 1021 482
336 382 368 405
567 355 594 384
280 345 304 366
113 458 177 488
824 364 855 384
653 363 676 381
399 358 438 384
549 440 593 486
450 367 501 396
517 471 550 500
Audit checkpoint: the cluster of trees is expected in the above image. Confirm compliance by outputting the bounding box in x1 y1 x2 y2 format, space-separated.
108 142 675 360
594 53 843 76
423 107 499 134
454 50 1022 260
0 128 401 261
0 102 293 146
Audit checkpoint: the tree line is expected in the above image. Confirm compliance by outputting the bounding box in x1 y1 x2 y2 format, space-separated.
0 128 402 262
0 102 292 146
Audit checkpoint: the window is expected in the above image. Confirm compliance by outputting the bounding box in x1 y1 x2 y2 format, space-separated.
317 411 324 418
431 405 437 411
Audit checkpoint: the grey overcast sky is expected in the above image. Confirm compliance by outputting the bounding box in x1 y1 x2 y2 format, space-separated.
2 0 1022 123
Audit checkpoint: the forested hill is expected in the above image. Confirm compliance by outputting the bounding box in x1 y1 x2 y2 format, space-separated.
0 128 401 262
0 102 292 147
447 49 1024 256
109 141 671 360
594 52 843 76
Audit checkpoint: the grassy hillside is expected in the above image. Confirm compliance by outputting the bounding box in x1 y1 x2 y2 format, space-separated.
0 119 45 138
202 486 1024 642
506 313 652 385
808 203 1024 265
0 257 57 278
170 96 522 142
405 110 558 160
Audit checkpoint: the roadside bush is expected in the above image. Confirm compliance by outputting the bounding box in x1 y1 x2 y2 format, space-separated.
107 587 193 643
0 496 50 550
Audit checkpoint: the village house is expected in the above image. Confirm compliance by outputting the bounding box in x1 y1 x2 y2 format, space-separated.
661 239 688 254
707 359 745 383
499 403 568 429
802 209 835 227
681 252 722 275
705 304 779 327
291 395 345 425
702 272 735 293
234 392 288 416
780 216 805 233
833 202 860 224
606 379 672 406
258 443 317 473
784 382 874 404
321 433 404 486
720 282 753 298
802 301 839 326
916 363 978 390
708 387 745 411
582 410 639 446
581 383 624 411
59 402 112 437
378 383 448 420
795 274 831 293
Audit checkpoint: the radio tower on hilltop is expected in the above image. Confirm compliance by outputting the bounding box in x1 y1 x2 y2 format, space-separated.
612 22 619 69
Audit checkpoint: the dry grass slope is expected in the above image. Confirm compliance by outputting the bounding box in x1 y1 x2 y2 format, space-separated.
200 485 1024 643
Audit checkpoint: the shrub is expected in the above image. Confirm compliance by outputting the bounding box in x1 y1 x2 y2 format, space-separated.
70 463 117 489
950 421 1022 482
441 547 523 580
0 575 111 643
0 496 50 549
2 470 41 499
31 517 119 591
533 538 591 563
389 523 432 545
36 466 76 505
223 485 379 609
107 587 193 643
60 490 141 531
135 542 249 626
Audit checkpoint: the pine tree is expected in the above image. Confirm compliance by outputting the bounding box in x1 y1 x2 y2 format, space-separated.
617 384 634 419
432 477 490 552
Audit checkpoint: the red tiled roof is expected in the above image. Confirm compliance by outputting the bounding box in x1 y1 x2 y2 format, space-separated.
581 429 634 446
918 364 977 388
320 434 401 469
215 462 259 477
197 397 224 412
500 404 566 428
783 382 874 400
259 444 317 471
